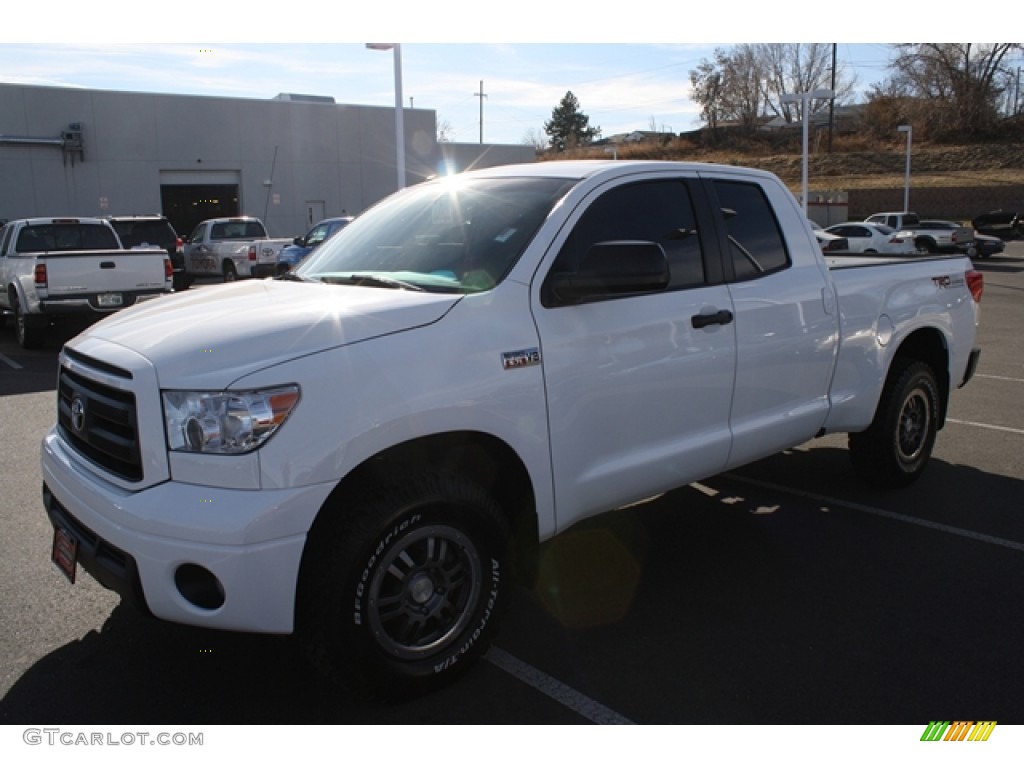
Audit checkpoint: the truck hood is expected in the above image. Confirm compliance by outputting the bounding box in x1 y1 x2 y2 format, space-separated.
75 279 460 387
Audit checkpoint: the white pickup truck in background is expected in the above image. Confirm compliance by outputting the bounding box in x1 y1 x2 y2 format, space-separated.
0 217 172 348
181 216 292 285
865 211 975 254
41 161 982 698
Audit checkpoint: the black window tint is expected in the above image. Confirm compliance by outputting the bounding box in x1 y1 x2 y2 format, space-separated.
16 223 118 251
713 180 790 281
112 220 175 248
549 180 705 297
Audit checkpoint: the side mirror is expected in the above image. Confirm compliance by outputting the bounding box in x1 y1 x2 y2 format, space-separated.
550 241 669 303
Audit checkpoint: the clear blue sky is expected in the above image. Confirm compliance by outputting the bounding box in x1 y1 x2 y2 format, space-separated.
0 4 937 145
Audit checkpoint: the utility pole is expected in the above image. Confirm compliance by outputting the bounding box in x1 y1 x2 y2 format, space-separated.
828 43 837 153
474 80 487 144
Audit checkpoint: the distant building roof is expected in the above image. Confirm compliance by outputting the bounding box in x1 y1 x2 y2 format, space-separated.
272 93 336 104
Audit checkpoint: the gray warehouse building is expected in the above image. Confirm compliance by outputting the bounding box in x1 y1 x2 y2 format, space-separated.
0 83 536 239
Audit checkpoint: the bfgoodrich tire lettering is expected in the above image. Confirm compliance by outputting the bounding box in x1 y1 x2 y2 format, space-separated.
848 359 940 488
299 472 511 697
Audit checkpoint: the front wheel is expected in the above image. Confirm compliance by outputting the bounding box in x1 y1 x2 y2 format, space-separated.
298 472 512 698
849 360 940 488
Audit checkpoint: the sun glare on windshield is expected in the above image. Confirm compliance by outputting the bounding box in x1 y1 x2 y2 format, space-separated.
296 176 574 295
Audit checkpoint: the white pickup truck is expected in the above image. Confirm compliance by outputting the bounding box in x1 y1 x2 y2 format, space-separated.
0 217 172 349
41 161 982 697
181 216 292 285
865 211 974 254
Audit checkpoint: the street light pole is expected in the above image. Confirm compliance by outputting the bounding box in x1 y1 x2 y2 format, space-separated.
780 88 834 218
366 43 405 191
898 124 913 211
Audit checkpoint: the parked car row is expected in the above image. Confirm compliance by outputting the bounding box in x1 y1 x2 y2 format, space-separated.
820 209 1014 259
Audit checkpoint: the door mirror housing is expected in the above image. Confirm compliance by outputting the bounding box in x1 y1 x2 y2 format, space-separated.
549 241 669 303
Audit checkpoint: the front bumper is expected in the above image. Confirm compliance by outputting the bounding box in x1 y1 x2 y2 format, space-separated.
41 429 335 634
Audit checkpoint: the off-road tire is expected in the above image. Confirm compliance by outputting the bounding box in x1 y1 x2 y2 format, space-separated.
298 472 512 699
848 359 940 488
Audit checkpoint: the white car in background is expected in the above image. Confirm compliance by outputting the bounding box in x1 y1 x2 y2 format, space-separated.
823 222 917 255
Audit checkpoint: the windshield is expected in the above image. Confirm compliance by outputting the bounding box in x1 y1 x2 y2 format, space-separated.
296 175 575 294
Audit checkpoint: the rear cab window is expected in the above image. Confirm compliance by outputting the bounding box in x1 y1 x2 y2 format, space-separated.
711 180 791 281
15 222 119 252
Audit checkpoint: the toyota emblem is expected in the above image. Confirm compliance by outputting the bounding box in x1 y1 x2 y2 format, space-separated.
70 396 86 433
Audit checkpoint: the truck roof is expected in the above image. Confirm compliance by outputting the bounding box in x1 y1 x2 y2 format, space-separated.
459 159 783 183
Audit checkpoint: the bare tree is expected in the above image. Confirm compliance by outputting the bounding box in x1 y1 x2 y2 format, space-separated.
690 44 855 135
437 117 455 143
759 43 857 122
689 52 726 135
880 43 1022 138
522 127 548 151
689 45 766 134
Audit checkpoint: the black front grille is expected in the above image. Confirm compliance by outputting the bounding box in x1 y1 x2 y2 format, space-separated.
58 365 142 481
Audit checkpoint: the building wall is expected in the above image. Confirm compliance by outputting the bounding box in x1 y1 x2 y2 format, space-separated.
439 142 537 174
0 83 534 237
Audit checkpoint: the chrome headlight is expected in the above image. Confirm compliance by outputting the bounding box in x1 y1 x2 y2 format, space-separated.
163 386 300 454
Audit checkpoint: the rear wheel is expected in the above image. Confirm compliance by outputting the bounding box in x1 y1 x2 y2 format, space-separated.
222 261 238 282
13 302 45 349
849 359 940 488
298 472 512 698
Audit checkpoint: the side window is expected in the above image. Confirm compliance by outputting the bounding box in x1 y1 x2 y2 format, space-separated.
545 179 705 304
306 224 330 246
712 180 790 281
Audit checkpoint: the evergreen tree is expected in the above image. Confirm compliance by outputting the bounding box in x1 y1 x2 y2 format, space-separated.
544 91 601 152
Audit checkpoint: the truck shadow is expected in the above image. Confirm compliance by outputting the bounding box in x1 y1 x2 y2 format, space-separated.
2 448 1023 725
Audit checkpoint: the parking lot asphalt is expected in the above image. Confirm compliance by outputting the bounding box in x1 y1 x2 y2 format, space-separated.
1 245 1022 730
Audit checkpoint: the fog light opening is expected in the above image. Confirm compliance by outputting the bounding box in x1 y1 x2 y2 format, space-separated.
174 564 225 610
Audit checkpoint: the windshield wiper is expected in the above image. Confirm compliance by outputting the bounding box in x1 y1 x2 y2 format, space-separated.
323 273 425 292
274 271 318 283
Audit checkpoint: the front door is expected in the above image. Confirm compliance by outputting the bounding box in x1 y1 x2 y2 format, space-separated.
532 175 737 533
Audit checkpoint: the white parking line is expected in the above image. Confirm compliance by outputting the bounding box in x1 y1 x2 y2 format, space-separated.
723 474 1024 555
485 646 635 724
0 352 23 370
947 418 1024 436
977 373 1024 384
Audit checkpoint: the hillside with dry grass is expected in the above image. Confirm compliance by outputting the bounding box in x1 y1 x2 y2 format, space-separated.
549 140 1024 193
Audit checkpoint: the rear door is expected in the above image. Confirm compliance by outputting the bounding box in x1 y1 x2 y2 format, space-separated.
703 174 839 467
531 172 737 531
